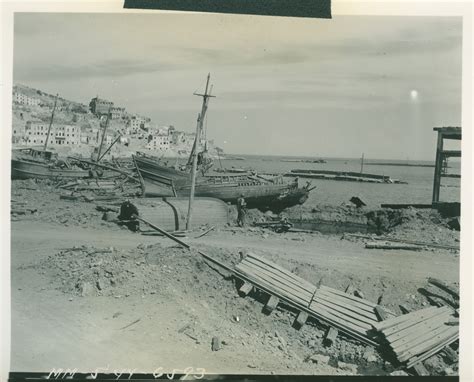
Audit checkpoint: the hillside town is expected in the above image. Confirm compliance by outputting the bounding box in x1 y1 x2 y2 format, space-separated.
11 84 223 160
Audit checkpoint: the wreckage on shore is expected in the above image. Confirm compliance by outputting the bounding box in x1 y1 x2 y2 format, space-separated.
133 152 312 211
133 74 314 211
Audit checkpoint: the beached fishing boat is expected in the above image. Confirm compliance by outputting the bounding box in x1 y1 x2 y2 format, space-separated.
133 75 313 211
134 152 311 211
11 148 89 180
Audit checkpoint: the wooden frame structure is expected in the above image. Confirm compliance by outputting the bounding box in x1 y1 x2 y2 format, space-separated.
432 127 461 204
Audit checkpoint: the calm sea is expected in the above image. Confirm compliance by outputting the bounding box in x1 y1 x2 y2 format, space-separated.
213 155 461 208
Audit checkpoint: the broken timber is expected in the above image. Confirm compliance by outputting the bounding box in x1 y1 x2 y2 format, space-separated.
136 217 389 347
372 306 459 368
234 252 386 346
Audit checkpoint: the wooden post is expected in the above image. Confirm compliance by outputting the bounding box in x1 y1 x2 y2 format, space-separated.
432 131 444 203
360 153 364 174
293 311 308 330
43 94 58 152
263 295 279 315
238 281 253 296
186 74 214 230
412 362 430 376
323 327 338 347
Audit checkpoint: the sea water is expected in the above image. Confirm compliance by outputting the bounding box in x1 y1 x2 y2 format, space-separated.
213 155 461 209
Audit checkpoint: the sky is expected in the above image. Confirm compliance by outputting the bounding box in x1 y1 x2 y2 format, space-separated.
13 13 462 160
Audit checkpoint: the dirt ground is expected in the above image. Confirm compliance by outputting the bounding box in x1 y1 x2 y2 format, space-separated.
10 180 460 376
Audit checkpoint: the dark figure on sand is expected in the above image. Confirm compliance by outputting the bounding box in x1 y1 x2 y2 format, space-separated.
237 194 247 227
118 200 140 231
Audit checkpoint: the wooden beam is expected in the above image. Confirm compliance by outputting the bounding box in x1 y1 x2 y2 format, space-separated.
375 306 388 321
293 311 308 330
263 295 279 315
441 150 461 158
412 362 430 376
432 131 444 203
238 281 253 297
323 327 338 347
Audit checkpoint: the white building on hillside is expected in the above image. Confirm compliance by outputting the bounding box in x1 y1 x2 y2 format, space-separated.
25 121 81 146
13 92 41 106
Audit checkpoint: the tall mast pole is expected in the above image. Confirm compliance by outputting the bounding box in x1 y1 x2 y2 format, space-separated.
43 94 58 152
186 73 215 230
360 153 364 174
96 107 111 162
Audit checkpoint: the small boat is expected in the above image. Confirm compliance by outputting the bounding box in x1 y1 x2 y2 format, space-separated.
11 148 88 180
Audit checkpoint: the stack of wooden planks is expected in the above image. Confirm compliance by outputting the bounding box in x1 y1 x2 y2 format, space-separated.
234 253 385 346
234 252 316 307
308 285 382 345
372 306 458 369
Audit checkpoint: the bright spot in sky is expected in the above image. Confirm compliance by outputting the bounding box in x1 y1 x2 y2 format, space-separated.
410 89 419 100
243 115 248 120
223 141 227 144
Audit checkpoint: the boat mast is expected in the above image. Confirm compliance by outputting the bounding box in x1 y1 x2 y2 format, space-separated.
43 94 58 152
96 107 111 162
186 73 215 230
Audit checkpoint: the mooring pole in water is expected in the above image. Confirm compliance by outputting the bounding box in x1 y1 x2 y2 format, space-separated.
360 153 365 174
186 73 215 230
43 94 58 152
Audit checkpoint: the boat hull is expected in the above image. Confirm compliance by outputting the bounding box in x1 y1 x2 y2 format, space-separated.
11 159 88 180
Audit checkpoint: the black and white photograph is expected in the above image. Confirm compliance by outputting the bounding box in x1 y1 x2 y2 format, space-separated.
2 2 471 379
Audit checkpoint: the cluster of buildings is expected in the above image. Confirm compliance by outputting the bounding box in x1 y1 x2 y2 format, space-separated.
12 90 219 157
22 121 81 146
13 92 41 107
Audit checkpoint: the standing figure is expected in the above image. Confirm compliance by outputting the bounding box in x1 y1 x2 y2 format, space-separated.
236 194 247 227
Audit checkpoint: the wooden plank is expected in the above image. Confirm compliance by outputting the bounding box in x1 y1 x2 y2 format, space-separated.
375 306 388 321
392 322 453 355
263 295 279 314
308 303 371 336
320 285 377 308
235 267 309 307
427 278 459 300
324 327 338 347
244 254 316 291
240 259 316 296
399 304 412 314
293 311 308 330
406 334 459 369
387 310 453 345
238 281 253 296
309 301 372 332
236 263 313 305
231 269 378 347
246 253 317 291
312 296 377 326
398 326 459 362
316 288 376 314
442 345 458 363
238 261 314 298
412 363 430 376
373 306 440 331
313 292 378 321
382 307 451 336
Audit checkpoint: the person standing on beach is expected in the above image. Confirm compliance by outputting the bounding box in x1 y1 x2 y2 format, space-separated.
236 194 247 227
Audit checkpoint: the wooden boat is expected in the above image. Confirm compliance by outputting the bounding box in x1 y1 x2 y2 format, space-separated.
132 75 312 211
133 152 311 211
11 148 88 180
